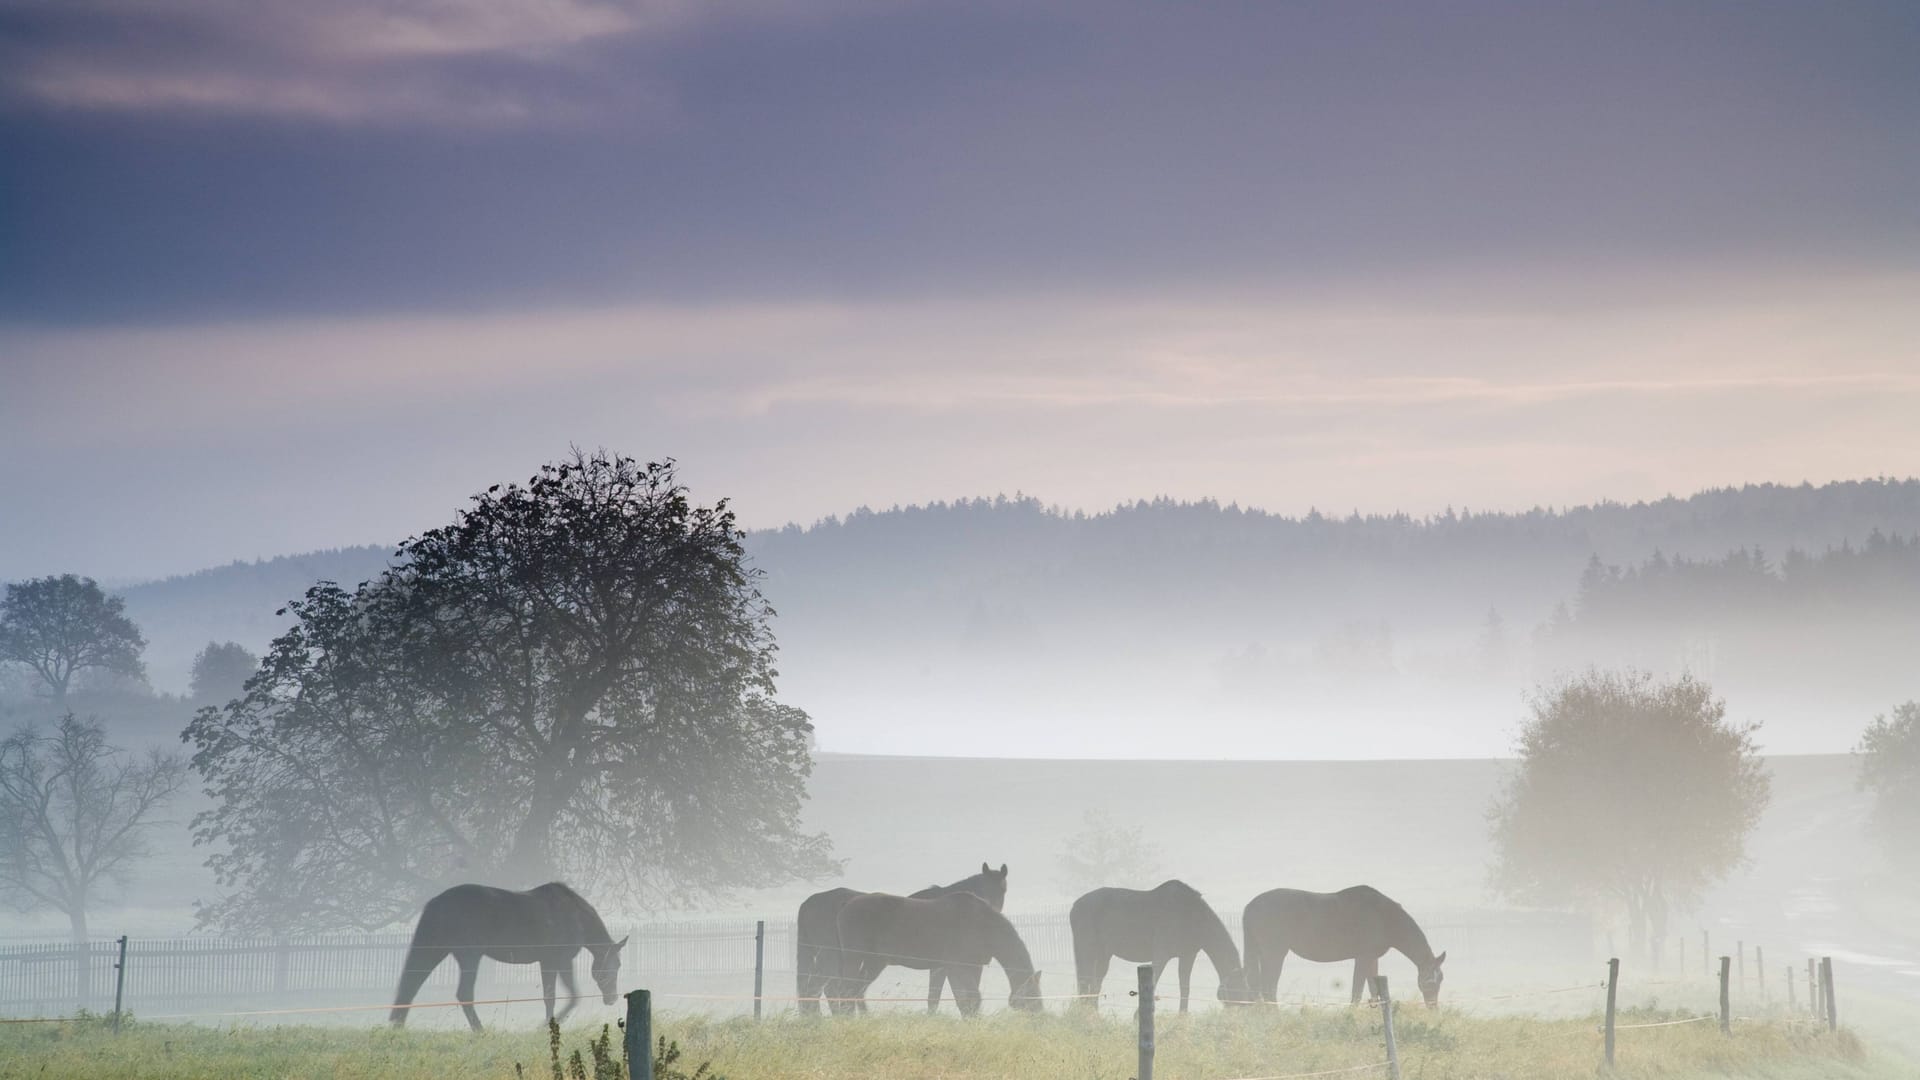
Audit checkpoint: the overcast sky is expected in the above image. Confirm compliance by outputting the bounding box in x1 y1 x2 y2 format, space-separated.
2 0 1917 583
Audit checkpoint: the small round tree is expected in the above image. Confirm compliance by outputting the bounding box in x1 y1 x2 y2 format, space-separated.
0 575 147 702
1856 701 1920 871
1487 669 1770 961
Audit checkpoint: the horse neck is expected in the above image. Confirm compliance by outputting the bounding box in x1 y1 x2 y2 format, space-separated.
1386 907 1435 970
1195 907 1243 979
565 894 613 948
985 915 1035 979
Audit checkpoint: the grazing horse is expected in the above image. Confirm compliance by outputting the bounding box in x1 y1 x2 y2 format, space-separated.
1241 885 1446 1007
1070 880 1253 1012
389 882 628 1032
834 891 1043 1017
794 862 1009 1015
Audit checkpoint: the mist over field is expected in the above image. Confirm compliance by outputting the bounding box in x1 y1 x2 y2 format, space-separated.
69 478 1920 758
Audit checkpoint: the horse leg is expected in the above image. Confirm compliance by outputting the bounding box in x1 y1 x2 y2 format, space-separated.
1351 955 1379 1006
455 952 484 1033
845 960 881 1016
949 966 983 1018
390 944 449 1027
797 947 821 1017
927 968 945 1014
1077 951 1111 1010
555 964 580 1024
1258 950 1286 1005
1178 953 1194 1014
542 965 559 1025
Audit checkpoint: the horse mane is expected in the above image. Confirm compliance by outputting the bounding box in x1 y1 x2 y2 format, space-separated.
915 866 1005 906
982 906 1036 978
1166 882 1242 978
534 881 614 946
1373 892 1436 968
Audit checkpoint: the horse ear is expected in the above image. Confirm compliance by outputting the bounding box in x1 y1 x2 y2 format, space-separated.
616 935 629 952
1435 951 1446 966
998 863 1008 876
981 861 990 874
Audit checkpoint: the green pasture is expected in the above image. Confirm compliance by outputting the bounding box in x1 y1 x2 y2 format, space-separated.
1 1006 1902 1080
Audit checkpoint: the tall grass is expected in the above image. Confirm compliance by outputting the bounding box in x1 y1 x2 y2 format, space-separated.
0 1007 1894 1080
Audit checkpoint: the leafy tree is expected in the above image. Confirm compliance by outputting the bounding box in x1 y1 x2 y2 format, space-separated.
1487 669 1769 961
1057 809 1162 895
188 641 258 706
0 714 187 941
185 452 837 932
1856 702 1920 871
0 575 147 702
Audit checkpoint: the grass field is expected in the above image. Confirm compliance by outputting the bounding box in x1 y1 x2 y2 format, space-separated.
0 1007 1897 1080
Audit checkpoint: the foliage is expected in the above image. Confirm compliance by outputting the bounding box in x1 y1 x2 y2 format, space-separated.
0 713 187 940
1539 535 1920 681
535 1022 722 1080
0 575 147 701
1487 670 1770 958
1056 809 1161 894
188 641 258 706
184 451 837 932
1856 702 1920 871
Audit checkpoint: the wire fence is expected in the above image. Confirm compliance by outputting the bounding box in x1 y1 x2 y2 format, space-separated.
0 909 1594 1022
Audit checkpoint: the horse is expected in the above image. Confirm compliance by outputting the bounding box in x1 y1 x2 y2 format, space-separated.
794 862 1009 1015
834 891 1043 1017
1070 879 1253 1012
1241 885 1446 1007
389 882 628 1032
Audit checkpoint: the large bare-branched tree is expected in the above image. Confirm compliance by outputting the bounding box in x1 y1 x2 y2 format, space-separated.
1487 669 1769 962
0 714 187 941
184 452 837 932
0 575 147 702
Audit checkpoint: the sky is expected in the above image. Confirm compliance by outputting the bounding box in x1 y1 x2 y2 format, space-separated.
2 0 1918 583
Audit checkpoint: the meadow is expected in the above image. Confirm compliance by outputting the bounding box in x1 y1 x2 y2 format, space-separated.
0 1007 1899 1080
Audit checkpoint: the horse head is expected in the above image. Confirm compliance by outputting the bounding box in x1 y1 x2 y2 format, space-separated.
589 935 629 1005
1217 970 1258 1007
1417 950 1446 1007
978 862 1010 911
1009 968 1045 1012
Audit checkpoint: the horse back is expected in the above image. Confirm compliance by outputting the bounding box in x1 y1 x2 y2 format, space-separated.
409 882 587 962
1245 886 1404 962
838 892 993 970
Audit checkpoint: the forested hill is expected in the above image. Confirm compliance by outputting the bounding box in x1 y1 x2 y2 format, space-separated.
94 477 1920 756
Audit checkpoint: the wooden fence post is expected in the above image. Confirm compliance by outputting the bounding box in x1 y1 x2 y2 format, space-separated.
1701 930 1709 976
1808 959 1818 1017
1728 953 1743 1030
111 936 128 1034
1372 976 1402 1080
1603 958 1619 1068
753 920 765 1020
1137 964 1155 1080
1755 945 1764 1002
1786 964 1795 1010
1821 957 1837 1033
625 989 652 1080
